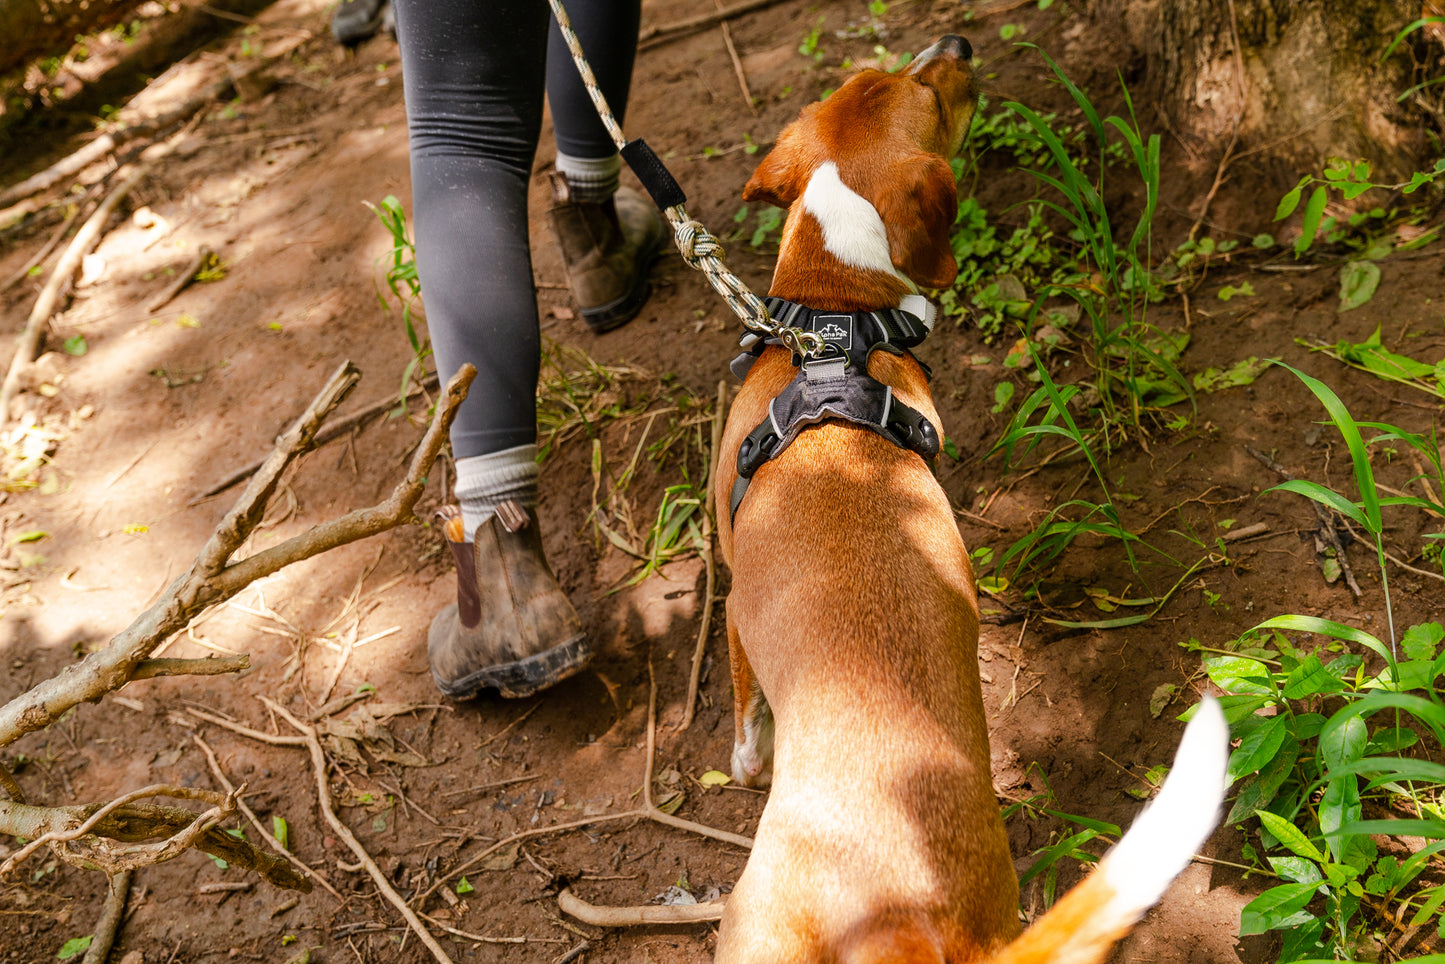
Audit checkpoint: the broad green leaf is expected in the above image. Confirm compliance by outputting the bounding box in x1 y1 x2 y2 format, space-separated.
1295 186 1328 253
1204 655 1275 695
1239 881 1322 936
1319 777 1361 860
1229 713 1290 782
1403 622 1444 661
1268 855 1324 885
1338 260 1381 312
1275 183 1305 221
1256 810 1325 862
1283 655 1346 699
699 770 732 788
1193 357 1274 392
1319 713 1367 769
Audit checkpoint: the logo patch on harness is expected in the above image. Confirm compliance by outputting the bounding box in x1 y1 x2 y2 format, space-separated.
811 314 854 351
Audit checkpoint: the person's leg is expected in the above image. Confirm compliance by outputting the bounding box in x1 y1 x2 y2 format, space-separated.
543 0 662 331
393 0 588 698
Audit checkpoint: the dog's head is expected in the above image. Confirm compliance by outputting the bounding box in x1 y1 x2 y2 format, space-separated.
743 35 977 290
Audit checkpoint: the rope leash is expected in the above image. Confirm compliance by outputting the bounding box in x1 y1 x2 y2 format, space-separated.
546 0 824 360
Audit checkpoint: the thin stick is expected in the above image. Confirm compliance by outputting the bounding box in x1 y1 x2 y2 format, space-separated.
146 244 213 313
639 0 791 46
80 869 132 964
558 887 726 926
187 709 307 747
262 698 455 964
440 775 540 799
681 380 726 731
1 164 151 418
418 666 752 907
191 734 344 901
418 913 565 946
713 0 757 115
195 371 441 500
556 942 591 964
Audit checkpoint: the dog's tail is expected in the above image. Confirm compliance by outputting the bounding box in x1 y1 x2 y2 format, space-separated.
985 697 1229 964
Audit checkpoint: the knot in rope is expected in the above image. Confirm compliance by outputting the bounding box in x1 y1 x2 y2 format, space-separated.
672 218 723 268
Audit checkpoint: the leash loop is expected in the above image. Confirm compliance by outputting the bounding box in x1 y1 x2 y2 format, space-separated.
546 0 825 359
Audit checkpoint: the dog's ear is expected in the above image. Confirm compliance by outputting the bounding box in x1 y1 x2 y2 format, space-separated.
743 116 818 209
874 154 959 289
742 143 802 209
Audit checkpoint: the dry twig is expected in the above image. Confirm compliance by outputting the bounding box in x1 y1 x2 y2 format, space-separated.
680 380 726 730
416 662 752 908
191 733 343 901
1246 444 1363 597
146 244 214 312
262 697 455 964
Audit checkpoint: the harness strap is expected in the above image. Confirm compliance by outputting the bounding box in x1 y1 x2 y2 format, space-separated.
728 304 942 523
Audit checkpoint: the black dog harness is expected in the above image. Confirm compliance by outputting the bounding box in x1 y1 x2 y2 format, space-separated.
728 296 942 524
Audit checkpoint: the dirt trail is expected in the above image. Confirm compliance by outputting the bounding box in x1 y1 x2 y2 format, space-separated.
1 1 1442 962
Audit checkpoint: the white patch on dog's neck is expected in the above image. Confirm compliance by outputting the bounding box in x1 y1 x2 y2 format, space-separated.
800 161 917 291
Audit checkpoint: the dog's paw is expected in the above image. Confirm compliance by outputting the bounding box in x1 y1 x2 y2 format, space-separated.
731 741 773 788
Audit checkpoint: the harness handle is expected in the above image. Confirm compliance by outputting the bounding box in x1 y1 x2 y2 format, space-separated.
546 0 825 359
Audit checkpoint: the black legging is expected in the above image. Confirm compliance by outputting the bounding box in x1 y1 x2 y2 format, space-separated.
392 0 641 459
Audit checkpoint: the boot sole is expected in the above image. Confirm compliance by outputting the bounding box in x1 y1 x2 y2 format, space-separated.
434 633 592 700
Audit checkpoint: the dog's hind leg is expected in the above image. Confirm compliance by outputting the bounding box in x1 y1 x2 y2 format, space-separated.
728 613 774 787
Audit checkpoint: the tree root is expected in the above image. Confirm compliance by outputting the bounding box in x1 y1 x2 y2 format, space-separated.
79 869 132 964
557 888 726 926
261 697 457 964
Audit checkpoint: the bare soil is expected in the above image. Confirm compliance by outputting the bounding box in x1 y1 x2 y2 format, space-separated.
1 1 1442 962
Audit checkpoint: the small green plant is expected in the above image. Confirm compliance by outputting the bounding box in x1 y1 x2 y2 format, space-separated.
1275 157 1445 255
364 195 432 415
798 17 825 62
1181 368 1445 962
1003 47 1191 431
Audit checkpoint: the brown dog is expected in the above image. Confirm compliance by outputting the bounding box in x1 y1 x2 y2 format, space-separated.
713 36 1227 963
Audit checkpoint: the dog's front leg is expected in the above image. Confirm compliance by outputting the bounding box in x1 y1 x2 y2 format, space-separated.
728 613 774 787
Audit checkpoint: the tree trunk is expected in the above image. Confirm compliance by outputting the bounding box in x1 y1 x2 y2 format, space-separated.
1134 0 1429 182
0 0 145 77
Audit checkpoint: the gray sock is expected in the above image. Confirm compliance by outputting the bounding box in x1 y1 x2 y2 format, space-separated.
454 444 540 541
556 151 621 203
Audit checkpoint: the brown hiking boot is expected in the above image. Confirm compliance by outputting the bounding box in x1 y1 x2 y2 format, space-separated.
428 503 591 699
547 173 664 333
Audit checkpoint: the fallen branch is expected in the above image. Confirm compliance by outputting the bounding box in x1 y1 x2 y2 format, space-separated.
1 163 152 419
0 186 98 294
558 887 726 926
80 870 132 964
0 793 308 890
262 697 455 964
0 362 473 747
0 75 232 212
